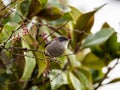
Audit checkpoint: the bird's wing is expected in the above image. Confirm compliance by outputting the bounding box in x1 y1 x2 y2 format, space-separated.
44 41 52 47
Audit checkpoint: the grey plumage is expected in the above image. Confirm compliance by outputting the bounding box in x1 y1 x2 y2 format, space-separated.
45 36 69 57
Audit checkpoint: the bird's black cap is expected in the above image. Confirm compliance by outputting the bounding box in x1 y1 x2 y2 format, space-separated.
58 36 69 42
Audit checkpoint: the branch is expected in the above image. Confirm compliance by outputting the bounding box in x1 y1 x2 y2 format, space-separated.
94 58 120 90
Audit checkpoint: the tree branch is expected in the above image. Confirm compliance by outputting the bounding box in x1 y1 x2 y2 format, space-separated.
94 58 119 90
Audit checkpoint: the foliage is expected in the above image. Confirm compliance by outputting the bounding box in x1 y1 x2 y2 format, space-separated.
0 0 120 90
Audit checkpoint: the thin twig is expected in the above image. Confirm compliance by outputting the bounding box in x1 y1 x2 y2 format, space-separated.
3 24 22 47
0 0 17 11
94 58 120 90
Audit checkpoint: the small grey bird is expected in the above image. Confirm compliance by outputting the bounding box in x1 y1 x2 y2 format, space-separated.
45 36 70 57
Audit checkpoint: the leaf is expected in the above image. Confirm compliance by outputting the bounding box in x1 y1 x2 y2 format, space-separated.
0 22 19 43
82 52 105 69
49 69 68 90
104 33 120 58
102 22 111 28
76 68 92 82
69 6 82 24
35 48 47 78
20 0 32 16
22 33 47 78
69 72 82 90
38 6 63 21
72 10 95 48
21 39 36 80
62 12 73 21
27 0 48 18
72 5 106 50
107 78 120 84
54 6 82 32
73 68 92 90
81 28 115 48
91 45 104 58
66 49 81 67
38 0 48 8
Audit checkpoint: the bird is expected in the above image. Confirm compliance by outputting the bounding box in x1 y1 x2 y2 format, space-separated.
45 36 70 57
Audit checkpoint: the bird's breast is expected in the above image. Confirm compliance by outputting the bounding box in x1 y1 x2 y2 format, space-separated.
46 42 65 57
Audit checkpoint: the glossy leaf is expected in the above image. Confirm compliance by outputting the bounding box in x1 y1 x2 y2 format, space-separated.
49 69 68 90
0 22 19 43
22 33 47 78
69 72 82 90
81 28 115 48
73 68 92 90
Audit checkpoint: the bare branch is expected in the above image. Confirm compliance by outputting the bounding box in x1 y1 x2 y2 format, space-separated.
94 58 120 90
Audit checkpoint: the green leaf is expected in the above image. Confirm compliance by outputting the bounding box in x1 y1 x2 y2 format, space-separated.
49 70 68 90
72 5 106 50
69 72 82 90
91 46 104 58
20 0 32 16
81 28 115 48
72 10 95 48
21 39 36 80
82 52 105 69
104 33 120 58
73 68 92 90
22 33 47 78
0 22 19 43
38 0 48 8
27 0 48 18
62 12 73 21
66 49 81 67
35 48 47 78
